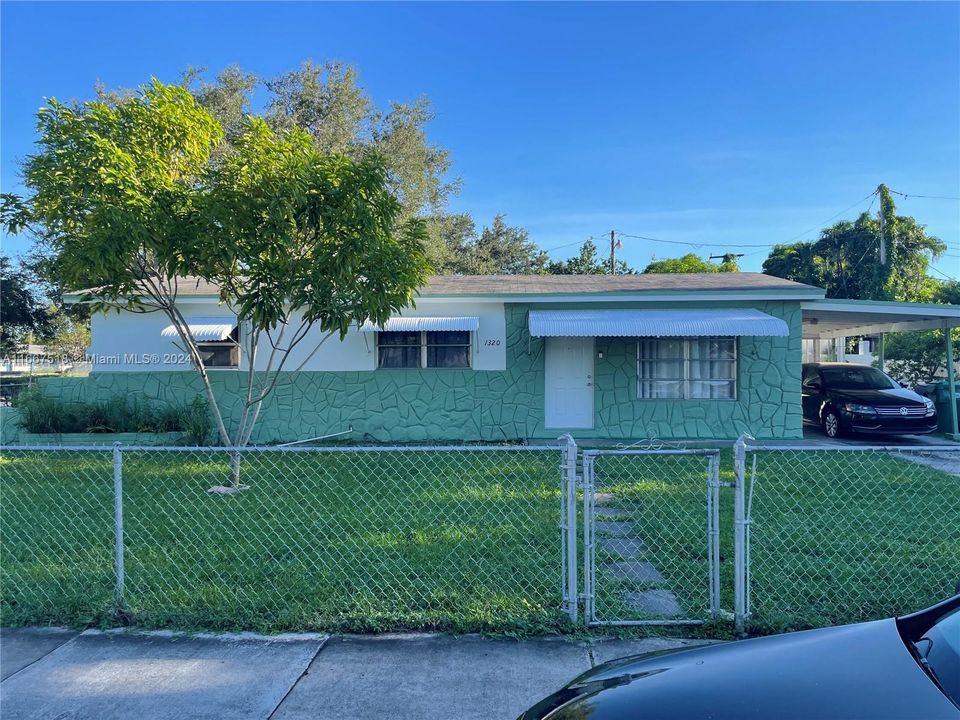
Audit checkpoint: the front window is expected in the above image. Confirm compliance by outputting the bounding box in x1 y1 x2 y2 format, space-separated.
637 338 736 399
378 331 471 369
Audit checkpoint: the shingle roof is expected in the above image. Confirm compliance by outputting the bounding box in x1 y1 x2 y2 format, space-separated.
70 273 822 298
420 273 820 295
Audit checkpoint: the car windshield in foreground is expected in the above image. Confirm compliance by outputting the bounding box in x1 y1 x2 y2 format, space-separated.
914 607 960 709
821 366 898 390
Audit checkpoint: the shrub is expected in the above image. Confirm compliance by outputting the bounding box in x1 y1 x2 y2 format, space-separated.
182 396 212 446
13 388 212 440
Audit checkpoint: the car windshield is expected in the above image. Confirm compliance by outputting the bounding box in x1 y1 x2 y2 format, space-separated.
820 366 897 390
916 607 960 708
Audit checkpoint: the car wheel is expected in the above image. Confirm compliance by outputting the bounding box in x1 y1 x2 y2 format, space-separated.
822 409 842 438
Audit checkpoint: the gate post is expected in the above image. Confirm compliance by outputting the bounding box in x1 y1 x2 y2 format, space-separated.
113 443 126 609
707 453 721 619
733 435 747 633
559 434 579 623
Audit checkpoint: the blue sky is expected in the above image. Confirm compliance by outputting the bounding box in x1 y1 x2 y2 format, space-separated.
2 1 958 277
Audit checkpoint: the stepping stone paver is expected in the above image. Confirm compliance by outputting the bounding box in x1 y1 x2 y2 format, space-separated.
598 537 645 558
623 589 682 616
595 506 629 518
605 561 664 583
594 521 633 537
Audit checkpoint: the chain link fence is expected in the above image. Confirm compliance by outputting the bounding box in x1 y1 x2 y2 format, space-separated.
737 442 960 631
582 449 720 626
4 438 959 634
1 444 570 633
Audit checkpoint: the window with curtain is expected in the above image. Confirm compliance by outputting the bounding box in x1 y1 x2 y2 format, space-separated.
378 331 471 369
637 338 736 399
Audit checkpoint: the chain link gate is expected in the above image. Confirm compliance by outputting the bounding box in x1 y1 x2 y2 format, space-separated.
580 448 721 626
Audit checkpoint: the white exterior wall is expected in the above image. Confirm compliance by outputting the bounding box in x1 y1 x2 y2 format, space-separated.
87 299 507 373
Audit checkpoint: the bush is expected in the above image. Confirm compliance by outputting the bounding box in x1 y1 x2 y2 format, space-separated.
13 387 212 440
182 396 212 446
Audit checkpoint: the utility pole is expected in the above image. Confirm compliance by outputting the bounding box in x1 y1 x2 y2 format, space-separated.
608 231 623 274
878 184 886 265
609 230 616 274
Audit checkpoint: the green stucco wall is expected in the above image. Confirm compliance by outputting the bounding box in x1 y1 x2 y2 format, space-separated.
16 300 802 443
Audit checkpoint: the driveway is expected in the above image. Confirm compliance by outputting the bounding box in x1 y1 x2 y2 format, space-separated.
801 425 956 447
1 627 711 720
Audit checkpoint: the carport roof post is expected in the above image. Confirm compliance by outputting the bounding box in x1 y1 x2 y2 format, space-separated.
946 323 959 441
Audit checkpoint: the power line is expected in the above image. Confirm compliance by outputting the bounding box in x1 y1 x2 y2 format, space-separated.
615 232 776 249
542 233 612 254
782 190 880 245
888 188 960 201
928 264 960 282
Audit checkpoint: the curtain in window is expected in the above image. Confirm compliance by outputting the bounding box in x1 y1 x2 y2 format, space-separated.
639 338 736 399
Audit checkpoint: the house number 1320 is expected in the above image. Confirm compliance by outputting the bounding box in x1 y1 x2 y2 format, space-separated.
484 339 501 346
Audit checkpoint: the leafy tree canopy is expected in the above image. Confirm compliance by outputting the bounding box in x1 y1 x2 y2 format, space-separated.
546 239 633 275
431 214 547 275
642 253 737 274
0 256 48 353
883 279 960 385
762 186 946 301
183 62 458 239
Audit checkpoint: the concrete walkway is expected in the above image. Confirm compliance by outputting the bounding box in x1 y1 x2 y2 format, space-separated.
0 627 711 720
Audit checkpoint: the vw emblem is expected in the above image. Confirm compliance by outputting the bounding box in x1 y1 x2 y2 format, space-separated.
899 407 908 416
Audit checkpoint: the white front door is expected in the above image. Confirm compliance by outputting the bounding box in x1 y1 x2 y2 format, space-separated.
545 337 594 429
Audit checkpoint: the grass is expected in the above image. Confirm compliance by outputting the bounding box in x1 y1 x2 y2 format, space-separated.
741 449 960 634
1 446 957 636
0 448 565 634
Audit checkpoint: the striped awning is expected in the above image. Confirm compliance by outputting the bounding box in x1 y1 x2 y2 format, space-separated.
528 308 788 337
360 317 480 333
161 317 237 342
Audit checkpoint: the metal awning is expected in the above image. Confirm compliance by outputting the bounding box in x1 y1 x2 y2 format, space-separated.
801 299 960 339
528 308 788 337
360 317 480 333
161 317 237 342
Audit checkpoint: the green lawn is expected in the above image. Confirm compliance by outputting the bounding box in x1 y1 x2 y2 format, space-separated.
585 449 959 632
0 448 566 633
2 446 957 635
742 449 960 633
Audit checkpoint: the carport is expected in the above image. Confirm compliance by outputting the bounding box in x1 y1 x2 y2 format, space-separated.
801 299 960 440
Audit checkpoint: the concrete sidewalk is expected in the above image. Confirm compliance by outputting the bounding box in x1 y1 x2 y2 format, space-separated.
1 627 711 720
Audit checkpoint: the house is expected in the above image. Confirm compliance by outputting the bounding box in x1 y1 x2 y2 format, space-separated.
41 273 960 443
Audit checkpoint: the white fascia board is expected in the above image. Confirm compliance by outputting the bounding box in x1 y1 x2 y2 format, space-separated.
419 290 824 303
801 300 960 318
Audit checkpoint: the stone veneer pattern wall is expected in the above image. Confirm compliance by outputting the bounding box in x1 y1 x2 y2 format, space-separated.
19 300 802 443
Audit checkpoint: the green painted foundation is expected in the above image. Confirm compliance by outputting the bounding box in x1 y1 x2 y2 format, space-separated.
12 301 803 444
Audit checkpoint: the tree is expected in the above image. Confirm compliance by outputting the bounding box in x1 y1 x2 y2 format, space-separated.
546 239 633 275
0 256 47 353
184 62 457 233
762 186 946 301
3 80 429 481
431 214 547 275
642 253 735 274
883 280 960 385
39 308 90 363
762 242 823 288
